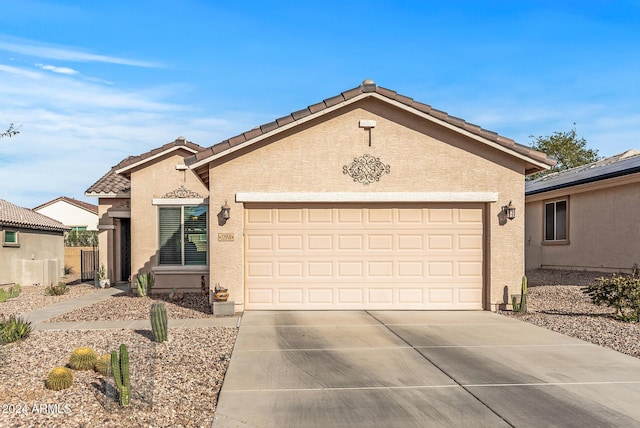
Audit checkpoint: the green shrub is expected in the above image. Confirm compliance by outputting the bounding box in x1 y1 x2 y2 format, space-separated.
0 315 32 343
45 282 70 296
63 264 74 275
45 367 73 391
582 274 640 322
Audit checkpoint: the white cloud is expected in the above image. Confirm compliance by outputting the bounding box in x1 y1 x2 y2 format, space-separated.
0 35 160 68
37 64 79 75
0 60 260 209
0 64 42 79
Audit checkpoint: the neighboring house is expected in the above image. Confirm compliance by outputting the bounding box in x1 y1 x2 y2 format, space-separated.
0 199 68 286
87 80 554 311
33 196 99 231
526 149 640 273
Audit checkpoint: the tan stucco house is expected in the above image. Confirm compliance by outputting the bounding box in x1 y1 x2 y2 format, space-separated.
0 199 67 286
526 149 640 273
87 80 554 311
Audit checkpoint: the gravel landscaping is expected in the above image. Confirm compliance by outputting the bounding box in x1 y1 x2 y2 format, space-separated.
501 269 640 359
2 269 640 427
0 282 237 427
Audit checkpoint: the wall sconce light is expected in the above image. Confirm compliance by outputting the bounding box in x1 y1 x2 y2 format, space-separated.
221 201 231 220
503 201 516 220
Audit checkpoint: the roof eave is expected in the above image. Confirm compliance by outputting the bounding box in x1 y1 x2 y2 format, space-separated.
187 91 552 174
116 145 200 176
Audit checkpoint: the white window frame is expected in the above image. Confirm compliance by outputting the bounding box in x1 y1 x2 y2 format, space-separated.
2 229 20 247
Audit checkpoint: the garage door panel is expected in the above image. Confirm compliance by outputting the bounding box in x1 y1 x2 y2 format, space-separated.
245 205 484 310
246 235 274 251
338 209 363 223
368 261 393 277
308 288 332 303
278 288 304 304
277 209 304 223
247 262 273 278
368 234 394 250
337 262 363 277
307 235 332 250
338 235 363 250
398 234 424 250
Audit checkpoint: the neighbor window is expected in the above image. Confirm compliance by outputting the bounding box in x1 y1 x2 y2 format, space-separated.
544 199 568 242
159 206 207 265
3 230 19 247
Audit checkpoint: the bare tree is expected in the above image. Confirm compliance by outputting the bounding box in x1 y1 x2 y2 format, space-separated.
1 123 20 138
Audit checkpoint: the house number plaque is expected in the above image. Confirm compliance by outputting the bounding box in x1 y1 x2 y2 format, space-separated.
218 233 234 242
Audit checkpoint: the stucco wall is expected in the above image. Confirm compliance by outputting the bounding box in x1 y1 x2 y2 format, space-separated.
526 178 640 273
207 98 527 311
35 202 98 230
129 150 209 292
96 198 128 283
0 227 64 286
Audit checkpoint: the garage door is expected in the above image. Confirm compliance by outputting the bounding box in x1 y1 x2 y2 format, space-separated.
244 204 484 310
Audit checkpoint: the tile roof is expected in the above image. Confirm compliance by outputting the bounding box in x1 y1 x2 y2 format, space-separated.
185 80 556 174
33 196 98 215
526 149 640 196
85 165 131 196
115 136 206 176
0 199 68 232
85 137 206 196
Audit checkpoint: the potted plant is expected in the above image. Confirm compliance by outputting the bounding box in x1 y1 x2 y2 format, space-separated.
96 263 110 289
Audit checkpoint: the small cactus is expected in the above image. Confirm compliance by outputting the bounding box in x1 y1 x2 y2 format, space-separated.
69 347 98 371
512 275 528 313
94 354 112 376
150 302 168 343
45 367 73 391
111 344 131 406
8 284 20 298
0 288 9 303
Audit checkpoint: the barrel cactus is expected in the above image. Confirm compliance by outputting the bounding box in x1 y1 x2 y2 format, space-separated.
69 347 98 371
94 354 112 376
150 302 168 343
45 367 73 391
111 344 131 406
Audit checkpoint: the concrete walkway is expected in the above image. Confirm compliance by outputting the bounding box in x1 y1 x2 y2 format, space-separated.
19 285 240 330
213 310 640 428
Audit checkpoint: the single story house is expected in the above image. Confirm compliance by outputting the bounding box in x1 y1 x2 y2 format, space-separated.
87 80 554 311
526 149 640 273
33 196 99 231
0 199 68 286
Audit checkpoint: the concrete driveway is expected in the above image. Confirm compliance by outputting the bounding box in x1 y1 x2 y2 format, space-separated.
212 311 640 427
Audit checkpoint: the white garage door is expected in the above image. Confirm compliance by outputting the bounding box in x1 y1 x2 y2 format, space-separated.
244 204 484 310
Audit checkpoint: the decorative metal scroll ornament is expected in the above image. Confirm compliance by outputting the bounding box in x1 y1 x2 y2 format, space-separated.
343 154 390 185
161 185 203 199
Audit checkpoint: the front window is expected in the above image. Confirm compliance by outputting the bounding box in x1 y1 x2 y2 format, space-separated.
3 230 19 247
159 206 207 265
544 199 568 242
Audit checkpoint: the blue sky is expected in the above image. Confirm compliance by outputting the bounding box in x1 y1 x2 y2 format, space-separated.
1 1 639 208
